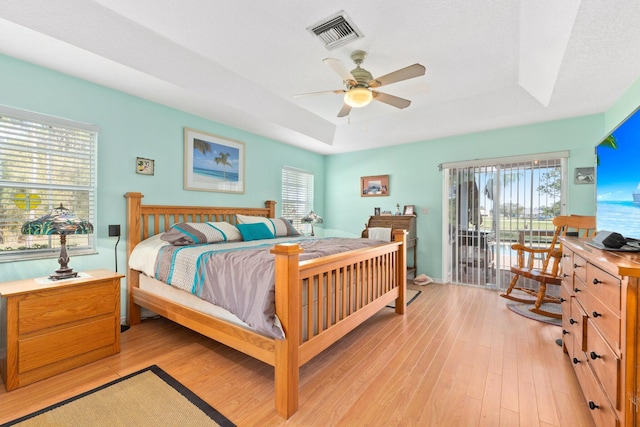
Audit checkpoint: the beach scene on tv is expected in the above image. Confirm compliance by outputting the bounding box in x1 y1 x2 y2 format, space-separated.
596 107 640 240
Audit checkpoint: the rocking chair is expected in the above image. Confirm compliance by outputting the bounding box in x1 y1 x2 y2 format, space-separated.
500 215 596 318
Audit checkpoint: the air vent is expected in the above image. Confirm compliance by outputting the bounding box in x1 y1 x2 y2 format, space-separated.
307 11 363 50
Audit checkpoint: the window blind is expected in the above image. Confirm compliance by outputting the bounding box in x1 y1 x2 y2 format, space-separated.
0 107 98 262
281 166 314 232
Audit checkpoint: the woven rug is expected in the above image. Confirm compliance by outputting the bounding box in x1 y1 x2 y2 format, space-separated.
506 302 561 326
386 289 421 308
1 365 235 427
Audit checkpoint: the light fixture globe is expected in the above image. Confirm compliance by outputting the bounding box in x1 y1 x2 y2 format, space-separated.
344 87 373 108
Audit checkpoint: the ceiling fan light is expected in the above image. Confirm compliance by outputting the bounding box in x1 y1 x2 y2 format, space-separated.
344 87 373 108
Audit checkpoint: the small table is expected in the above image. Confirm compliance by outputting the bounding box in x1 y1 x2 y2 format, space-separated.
0 269 123 391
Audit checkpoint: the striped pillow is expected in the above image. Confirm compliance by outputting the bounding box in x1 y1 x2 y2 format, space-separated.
161 221 241 245
236 214 300 237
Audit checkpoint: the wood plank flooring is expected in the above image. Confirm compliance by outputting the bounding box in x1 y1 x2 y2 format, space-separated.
0 283 595 426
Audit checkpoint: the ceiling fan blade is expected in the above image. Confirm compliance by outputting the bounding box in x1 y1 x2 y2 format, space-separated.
337 104 352 117
323 58 357 86
372 91 411 109
293 89 345 98
368 63 426 88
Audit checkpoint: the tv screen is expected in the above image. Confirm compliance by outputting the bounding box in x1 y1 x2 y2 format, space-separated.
596 106 640 241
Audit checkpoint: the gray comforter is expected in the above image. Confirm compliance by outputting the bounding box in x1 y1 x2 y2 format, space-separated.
154 237 384 339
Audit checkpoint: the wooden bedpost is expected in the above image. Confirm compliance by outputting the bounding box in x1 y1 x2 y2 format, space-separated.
265 200 276 218
271 243 304 418
124 192 143 325
393 229 408 314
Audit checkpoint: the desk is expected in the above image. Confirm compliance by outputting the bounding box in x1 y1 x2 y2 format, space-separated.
363 215 417 277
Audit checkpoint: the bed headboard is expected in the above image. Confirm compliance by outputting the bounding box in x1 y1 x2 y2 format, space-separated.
123 192 276 259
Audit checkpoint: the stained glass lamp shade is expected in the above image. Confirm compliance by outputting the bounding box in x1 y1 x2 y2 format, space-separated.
21 204 93 280
301 210 323 236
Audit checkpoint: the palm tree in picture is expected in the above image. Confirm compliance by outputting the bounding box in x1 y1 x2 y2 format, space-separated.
214 152 233 181
193 138 212 156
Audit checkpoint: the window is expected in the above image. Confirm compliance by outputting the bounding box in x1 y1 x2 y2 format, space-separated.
0 106 98 262
281 166 314 233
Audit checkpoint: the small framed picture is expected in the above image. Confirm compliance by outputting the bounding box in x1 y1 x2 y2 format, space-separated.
361 175 389 197
574 167 594 184
136 157 154 175
374 207 381 216
403 205 415 215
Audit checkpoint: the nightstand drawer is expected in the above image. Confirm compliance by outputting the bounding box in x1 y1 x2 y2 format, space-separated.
18 281 117 335
19 317 115 373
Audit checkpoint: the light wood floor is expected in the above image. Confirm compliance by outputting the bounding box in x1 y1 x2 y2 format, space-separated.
0 283 595 427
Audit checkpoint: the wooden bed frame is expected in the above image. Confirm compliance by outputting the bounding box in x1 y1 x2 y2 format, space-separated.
124 192 407 418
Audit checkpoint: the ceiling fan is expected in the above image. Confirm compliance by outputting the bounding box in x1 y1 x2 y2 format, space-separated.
295 50 426 117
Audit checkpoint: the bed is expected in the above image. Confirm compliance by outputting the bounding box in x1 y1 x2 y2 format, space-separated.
123 192 407 418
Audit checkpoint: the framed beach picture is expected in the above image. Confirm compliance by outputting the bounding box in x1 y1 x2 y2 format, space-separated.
184 128 245 193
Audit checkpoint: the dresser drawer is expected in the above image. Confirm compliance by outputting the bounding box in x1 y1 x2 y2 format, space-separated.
586 263 620 314
567 297 587 356
18 281 118 335
573 275 588 308
586 320 621 409
573 358 619 427
586 290 621 352
572 253 588 284
561 250 574 281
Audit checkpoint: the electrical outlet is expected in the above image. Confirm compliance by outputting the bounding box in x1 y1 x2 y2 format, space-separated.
108 224 121 237
421 207 429 214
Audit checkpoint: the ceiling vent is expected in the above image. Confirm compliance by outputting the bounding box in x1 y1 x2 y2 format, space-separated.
307 11 363 50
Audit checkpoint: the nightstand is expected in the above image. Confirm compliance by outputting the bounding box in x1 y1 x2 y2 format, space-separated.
0 269 123 391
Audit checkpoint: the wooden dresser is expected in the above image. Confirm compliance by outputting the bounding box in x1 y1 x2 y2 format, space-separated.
363 215 417 277
0 269 123 391
560 237 639 427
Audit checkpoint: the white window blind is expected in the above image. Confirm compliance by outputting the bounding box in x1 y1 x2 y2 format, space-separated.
281 166 314 232
0 106 98 262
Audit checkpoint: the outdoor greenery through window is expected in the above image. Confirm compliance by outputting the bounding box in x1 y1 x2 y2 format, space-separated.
0 106 98 262
281 166 314 234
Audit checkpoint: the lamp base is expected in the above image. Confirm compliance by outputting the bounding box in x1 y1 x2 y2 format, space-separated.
49 268 78 281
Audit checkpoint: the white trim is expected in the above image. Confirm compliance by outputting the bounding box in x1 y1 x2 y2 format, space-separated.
0 105 100 132
439 150 569 171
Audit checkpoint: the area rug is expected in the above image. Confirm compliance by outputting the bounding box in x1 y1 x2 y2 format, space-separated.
506 302 561 326
1 365 235 427
386 289 421 308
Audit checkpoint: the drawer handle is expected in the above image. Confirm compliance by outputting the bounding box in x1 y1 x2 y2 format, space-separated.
588 401 599 410
590 351 602 360
573 263 580 268
572 357 580 364
574 288 581 293
562 329 569 335
562 273 569 278
592 278 602 285
563 254 570 258
559 297 566 303
569 318 577 325
592 311 601 318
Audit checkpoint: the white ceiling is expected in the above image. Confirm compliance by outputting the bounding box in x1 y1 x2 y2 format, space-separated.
1 1 640 154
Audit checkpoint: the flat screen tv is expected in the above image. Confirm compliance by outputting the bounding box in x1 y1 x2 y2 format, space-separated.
596 106 640 242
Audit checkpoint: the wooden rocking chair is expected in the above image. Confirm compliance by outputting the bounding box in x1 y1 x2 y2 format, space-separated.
500 215 596 318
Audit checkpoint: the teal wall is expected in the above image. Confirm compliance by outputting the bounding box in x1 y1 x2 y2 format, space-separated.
0 55 325 301
325 115 603 280
1 53 638 313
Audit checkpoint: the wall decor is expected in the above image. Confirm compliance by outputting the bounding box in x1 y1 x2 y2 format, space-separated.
403 205 415 215
361 175 389 197
136 157 154 175
574 167 594 184
184 128 245 193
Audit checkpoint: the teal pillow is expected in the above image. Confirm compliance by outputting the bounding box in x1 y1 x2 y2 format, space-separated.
237 222 275 241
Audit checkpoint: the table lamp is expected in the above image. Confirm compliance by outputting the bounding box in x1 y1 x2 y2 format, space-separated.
21 203 93 280
301 210 323 236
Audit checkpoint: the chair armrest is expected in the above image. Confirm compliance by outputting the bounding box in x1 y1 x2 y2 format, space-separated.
510 243 552 254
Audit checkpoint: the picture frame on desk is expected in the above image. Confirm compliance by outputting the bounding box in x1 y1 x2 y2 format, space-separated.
374 207 381 215
403 205 415 215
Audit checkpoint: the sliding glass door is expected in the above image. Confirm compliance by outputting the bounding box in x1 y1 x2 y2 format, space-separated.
441 152 567 289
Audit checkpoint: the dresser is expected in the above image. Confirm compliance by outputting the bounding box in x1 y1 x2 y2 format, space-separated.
560 237 639 427
363 215 417 277
0 269 123 391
